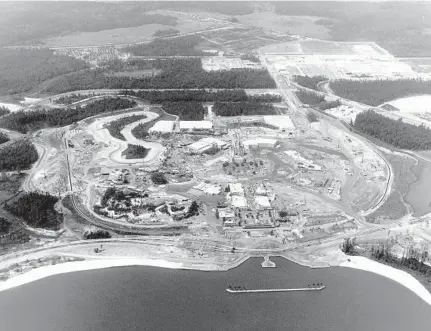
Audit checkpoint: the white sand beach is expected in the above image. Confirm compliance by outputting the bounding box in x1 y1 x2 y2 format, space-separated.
341 256 431 307
0 258 183 293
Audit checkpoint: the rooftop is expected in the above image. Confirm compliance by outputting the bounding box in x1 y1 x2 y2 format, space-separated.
179 121 213 130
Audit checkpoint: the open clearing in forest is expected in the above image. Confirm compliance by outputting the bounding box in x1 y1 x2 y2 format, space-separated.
260 40 388 56
387 95 431 113
237 13 330 39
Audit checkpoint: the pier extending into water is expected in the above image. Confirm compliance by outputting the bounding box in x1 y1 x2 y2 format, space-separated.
226 286 325 293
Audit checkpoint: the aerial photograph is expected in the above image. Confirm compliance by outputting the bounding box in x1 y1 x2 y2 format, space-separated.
1 0 431 330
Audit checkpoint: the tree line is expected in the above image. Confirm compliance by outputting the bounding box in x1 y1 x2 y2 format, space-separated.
330 79 431 106
371 242 431 277
0 139 38 171
4 192 62 230
54 93 94 105
354 110 431 150
213 101 278 116
0 97 136 133
123 35 205 56
293 75 327 90
295 90 341 111
106 114 147 140
161 101 205 121
122 144 150 159
153 28 181 38
84 229 111 239
44 58 277 94
121 89 282 103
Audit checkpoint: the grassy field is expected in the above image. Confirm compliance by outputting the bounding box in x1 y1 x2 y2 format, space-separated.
236 12 330 39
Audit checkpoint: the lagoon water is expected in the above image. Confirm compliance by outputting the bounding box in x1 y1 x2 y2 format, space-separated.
0 257 430 331
406 164 431 216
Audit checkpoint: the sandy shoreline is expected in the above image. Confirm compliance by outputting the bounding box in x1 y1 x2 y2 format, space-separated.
0 258 184 293
341 256 431 306
1 255 430 309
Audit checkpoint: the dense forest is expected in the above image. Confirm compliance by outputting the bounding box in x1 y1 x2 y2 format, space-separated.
104 58 163 72
0 48 88 95
124 35 205 56
151 172 168 185
0 106 10 117
123 90 281 119
0 2 178 46
354 110 431 150
4 192 62 230
121 89 282 103
330 79 431 106
84 229 111 239
106 114 147 140
161 102 205 121
0 97 136 133
0 217 11 234
122 144 150 159
296 90 341 111
0 132 9 145
273 2 431 56
44 59 277 93
293 75 327 90
213 101 278 116
295 90 325 105
3 2 431 56
0 139 38 171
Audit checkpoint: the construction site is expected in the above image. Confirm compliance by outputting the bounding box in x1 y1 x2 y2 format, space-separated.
16 81 392 248
261 40 418 80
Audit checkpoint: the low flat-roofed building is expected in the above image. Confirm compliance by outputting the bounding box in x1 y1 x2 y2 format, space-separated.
187 137 228 154
243 138 279 150
229 183 244 195
263 115 295 132
218 207 235 219
188 140 217 154
194 182 222 195
232 195 248 208
179 121 213 131
255 195 272 210
149 120 175 133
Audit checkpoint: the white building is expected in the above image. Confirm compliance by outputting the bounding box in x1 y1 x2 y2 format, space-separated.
149 120 175 133
263 115 295 132
255 195 272 210
232 195 248 208
243 138 278 150
179 121 213 131
229 183 244 195
187 137 228 154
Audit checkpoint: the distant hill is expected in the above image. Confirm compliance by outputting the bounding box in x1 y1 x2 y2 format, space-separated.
273 1 431 56
0 2 177 46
